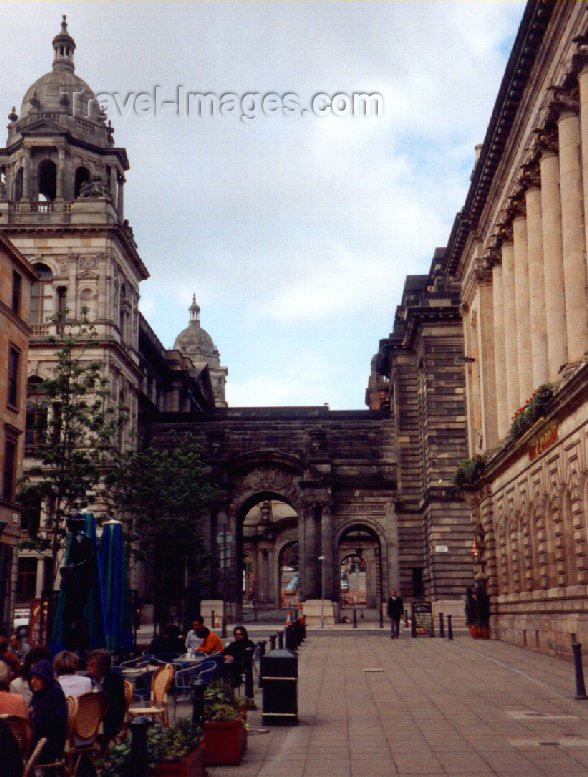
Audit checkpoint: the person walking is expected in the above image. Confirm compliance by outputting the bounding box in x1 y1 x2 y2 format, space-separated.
387 589 404 639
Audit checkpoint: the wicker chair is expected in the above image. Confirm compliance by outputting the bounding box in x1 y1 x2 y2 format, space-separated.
66 691 108 777
128 662 174 727
1 714 32 759
23 737 48 777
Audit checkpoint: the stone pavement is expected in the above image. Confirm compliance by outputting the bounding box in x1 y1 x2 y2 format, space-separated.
207 631 588 777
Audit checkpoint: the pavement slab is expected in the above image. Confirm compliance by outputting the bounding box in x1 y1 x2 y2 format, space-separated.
201 633 588 777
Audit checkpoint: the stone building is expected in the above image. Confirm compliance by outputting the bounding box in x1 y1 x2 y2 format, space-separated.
0 17 149 604
0 233 36 630
376 253 474 611
439 0 588 658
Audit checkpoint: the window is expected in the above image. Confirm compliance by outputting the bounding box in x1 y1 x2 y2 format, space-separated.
2 437 17 501
56 286 67 329
25 376 48 450
7 346 20 408
74 166 90 198
16 557 38 602
38 159 56 201
31 263 53 324
12 271 22 315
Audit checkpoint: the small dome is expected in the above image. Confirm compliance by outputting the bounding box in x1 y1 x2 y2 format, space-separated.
21 70 98 123
173 294 221 367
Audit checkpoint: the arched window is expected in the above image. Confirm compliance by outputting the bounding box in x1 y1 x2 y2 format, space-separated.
14 167 23 201
31 263 53 324
38 160 57 201
74 166 90 198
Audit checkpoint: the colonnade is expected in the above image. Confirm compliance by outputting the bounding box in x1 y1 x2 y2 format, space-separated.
485 67 588 441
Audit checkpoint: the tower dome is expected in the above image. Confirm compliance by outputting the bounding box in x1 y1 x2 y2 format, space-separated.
11 16 112 149
173 294 221 367
173 295 228 407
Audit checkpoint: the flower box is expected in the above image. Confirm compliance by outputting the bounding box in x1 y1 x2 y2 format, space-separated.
204 718 246 766
152 744 206 777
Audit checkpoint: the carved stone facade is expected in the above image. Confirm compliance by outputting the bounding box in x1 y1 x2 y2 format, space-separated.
440 1 588 659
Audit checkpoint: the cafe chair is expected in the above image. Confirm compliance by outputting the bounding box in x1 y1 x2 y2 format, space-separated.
66 690 108 777
128 662 174 727
1 714 32 759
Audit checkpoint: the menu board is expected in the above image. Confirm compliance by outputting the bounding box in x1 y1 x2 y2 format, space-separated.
411 601 434 637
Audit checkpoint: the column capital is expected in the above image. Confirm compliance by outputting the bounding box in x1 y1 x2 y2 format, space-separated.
534 124 558 157
569 37 588 77
519 160 541 190
482 247 501 269
474 256 493 284
548 85 579 119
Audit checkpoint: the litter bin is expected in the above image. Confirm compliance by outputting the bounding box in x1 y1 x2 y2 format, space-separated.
261 648 298 725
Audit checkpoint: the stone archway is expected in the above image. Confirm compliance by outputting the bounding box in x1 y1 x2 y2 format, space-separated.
336 522 386 612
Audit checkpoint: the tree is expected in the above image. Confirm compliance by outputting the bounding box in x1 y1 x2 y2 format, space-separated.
18 312 122 588
104 433 217 626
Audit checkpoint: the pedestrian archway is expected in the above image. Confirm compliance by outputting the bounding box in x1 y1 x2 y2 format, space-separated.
338 524 383 610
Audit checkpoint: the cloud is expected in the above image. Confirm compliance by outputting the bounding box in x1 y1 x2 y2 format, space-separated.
0 0 525 408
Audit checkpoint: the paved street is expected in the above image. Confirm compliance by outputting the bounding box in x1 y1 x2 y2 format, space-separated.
208 631 588 777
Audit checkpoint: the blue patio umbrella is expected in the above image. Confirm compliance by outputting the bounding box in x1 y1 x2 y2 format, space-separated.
50 511 105 653
98 519 133 651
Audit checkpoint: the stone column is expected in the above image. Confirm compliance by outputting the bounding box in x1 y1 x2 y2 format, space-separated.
492 262 508 439
558 110 588 362
513 215 533 405
117 174 125 222
303 504 317 598
578 66 588 274
22 150 31 200
56 147 65 200
540 150 567 380
320 505 334 599
525 185 548 387
501 240 519 419
297 510 306 601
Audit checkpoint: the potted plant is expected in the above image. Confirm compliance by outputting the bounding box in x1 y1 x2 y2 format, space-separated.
97 719 205 777
203 680 247 766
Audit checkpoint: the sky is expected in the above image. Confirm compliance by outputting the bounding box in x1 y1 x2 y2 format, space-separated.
0 1 525 409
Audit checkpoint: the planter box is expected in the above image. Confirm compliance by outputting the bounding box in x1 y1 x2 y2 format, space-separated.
152 745 206 777
204 718 246 766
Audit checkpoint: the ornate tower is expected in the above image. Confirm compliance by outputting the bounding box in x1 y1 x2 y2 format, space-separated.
173 294 228 407
0 16 149 450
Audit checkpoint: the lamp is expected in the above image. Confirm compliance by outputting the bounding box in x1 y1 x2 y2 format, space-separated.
471 535 480 563
259 501 272 524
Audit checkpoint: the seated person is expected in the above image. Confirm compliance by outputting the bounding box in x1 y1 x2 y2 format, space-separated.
185 616 205 651
10 645 51 706
86 649 125 740
0 661 28 717
0 637 21 676
28 660 67 763
222 625 255 687
193 626 223 655
149 624 185 657
54 650 92 697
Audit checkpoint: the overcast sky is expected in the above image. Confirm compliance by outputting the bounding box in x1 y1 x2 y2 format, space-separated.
1 1 525 409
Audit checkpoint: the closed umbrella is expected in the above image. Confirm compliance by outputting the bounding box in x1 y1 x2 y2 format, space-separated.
99 519 133 651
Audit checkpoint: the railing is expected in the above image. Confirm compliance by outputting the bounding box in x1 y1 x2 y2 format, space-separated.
30 323 50 335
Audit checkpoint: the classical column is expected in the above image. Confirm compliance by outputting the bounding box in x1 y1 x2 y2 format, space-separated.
558 109 588 362
56 147 65 200
501 239 519 419
303 503 317 598
320 505 334 599
492 262 508 438
539 150 567 380
117 174 125 222
525 185 548 387
22 150 31 200
579 66 588 274
513 214 533 404
297 510 306 601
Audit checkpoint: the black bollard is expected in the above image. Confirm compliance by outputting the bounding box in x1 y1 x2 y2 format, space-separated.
278 630 284 649
221 614 227 639
258 640 266 688
572 640 587 699
438 613 445 638
269 633 276 651
379 602 384 629
128 716 151 777
191 680 205 724
211 609 215 630
404 609 409 628
447 614 453 640
244 646 255 702
353 607 357 629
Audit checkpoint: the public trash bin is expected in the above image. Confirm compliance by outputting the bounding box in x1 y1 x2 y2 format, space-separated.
261 648 298 725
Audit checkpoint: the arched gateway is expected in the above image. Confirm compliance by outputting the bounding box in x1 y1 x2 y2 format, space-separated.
144 408 398 622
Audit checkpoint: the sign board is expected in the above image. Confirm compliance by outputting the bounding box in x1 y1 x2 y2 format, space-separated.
434 545 448 553
411 601 434 637
529 424 558 461
28 597 49 647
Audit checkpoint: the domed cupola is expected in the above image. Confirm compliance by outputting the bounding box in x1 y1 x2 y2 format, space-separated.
174 295 228 407
52 14 76 72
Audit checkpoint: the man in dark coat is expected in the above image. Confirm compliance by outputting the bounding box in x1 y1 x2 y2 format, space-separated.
28 659 67 762
387 589 404 639
87 649 125 739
